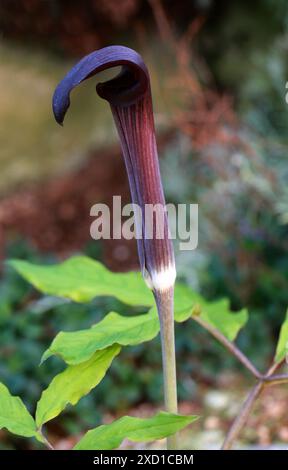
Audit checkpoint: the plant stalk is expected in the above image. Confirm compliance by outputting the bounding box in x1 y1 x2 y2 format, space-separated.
263 373 288 386
221 381 264 450
40 432 55 450
222 360 285 450
192 315 262 379
154 286 178 450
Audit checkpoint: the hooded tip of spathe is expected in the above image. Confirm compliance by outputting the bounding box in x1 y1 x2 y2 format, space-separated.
52 101 66 126
52 82 70 126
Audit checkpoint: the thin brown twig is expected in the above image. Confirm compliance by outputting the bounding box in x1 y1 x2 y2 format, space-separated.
221 382 264 450
147 0 175 45
221 361 286 450
192 313 287 450
263 373 288 386
192 315 262 379
266 359 284 376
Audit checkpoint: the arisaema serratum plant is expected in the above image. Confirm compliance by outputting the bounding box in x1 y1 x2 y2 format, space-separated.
53 46 178 449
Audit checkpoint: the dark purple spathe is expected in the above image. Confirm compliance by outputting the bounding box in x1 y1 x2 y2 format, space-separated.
52 45 176 292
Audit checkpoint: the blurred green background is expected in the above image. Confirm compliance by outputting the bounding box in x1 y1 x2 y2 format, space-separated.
0 0 287 449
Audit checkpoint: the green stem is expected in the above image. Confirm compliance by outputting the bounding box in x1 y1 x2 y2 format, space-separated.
154 286 178 450
39 430 55 450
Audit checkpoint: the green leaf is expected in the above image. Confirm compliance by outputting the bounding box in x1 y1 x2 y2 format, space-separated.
10 256 248 345
9 256 199 318
43 284 247 366
174 283 204 322
74 411 198 450
0 382 38 439
42 310 159 365
36 345 120 427
174 286 248 341
200 299 248 342
274 309 288 363
8 256 153 306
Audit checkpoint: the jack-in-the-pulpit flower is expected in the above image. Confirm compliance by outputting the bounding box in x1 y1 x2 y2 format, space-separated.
53 46 176 293
53 46 178 449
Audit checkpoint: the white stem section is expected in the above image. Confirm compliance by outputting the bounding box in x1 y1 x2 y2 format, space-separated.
144 264 176 292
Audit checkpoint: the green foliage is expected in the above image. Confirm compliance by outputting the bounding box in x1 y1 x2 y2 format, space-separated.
274 309 288 363
1 254 252 449
0 361 197 450
7 253 288 451
1 249 287 450
3 253 257 375
0 248 161 440
8 256 153 306
200 299 248 342
0 383 42 442
42 310 159 365
36 345 120 427
10 256 248 352
74 411 198 450
173 283 203 321
174 285 248 341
